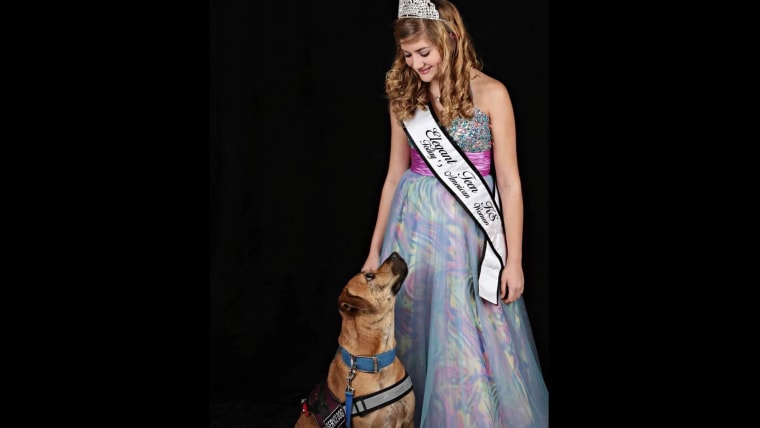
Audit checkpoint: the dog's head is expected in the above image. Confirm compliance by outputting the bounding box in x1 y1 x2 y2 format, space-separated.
338 252 408 316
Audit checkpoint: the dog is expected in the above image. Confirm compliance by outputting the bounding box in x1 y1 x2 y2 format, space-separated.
295 251 415 428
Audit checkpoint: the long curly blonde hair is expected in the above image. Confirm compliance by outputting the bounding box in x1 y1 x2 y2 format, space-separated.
386 0 482 126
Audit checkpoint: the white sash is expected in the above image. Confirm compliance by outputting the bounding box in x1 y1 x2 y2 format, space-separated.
403 107 506 305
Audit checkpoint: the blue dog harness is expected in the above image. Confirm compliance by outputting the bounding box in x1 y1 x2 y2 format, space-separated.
300 347 414 428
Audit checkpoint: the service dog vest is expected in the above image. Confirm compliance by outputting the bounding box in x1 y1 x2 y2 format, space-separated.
303 373 413 428
403 106 506 304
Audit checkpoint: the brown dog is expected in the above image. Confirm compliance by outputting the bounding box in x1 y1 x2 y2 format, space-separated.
295 252 415 428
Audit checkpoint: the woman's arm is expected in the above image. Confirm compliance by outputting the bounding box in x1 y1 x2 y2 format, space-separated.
484 78 525 303
362 109 410 272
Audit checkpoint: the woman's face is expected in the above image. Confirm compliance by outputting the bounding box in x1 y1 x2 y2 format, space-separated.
400 36 442 83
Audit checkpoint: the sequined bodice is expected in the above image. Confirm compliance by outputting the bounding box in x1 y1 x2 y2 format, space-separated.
407 107 492 152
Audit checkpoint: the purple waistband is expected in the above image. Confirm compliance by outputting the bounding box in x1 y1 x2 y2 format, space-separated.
410 149 492 176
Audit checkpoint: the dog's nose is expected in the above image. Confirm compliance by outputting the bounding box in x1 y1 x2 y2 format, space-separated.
364 272 375 281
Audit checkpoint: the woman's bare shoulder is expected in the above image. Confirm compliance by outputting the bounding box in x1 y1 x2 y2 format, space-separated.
470 71 508 106
470 71 511 115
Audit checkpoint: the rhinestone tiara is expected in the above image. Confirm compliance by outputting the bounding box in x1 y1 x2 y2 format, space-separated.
398 0 442 21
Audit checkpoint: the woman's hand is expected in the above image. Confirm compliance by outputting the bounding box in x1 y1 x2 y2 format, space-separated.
500 263 524 304
361 253 380 273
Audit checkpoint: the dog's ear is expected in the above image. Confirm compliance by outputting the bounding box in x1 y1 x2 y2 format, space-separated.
391 274 406 295
385 252 408 294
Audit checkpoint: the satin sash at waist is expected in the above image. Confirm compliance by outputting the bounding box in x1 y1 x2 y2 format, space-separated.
410 148 492 176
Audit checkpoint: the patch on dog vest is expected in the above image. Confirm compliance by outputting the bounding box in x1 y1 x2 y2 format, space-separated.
304 380 345 428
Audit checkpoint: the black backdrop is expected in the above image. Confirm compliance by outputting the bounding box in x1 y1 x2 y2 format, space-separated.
211 0 547 424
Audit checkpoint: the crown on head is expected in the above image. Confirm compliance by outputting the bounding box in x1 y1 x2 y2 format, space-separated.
398 0 442 20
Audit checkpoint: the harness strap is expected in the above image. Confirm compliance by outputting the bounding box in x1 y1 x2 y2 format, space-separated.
350 372 413 416
302 372 414 427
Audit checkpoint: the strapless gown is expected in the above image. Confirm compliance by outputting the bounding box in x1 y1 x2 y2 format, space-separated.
379 107 549 427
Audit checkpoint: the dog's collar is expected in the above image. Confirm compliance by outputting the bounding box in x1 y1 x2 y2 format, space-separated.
338 347 396 373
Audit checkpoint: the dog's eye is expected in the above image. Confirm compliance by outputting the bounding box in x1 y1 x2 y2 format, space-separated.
364 273 375 281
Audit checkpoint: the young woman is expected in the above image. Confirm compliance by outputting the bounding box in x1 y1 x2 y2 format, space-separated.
361 1 549 426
